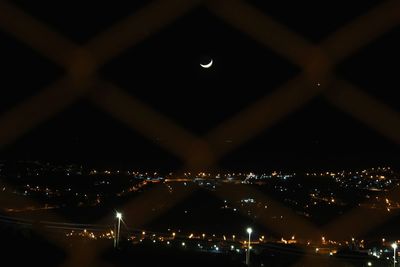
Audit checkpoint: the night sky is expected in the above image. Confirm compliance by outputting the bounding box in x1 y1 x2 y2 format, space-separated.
0 0 398 171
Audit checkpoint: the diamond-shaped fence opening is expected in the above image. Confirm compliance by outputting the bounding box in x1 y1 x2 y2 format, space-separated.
0 0 399 266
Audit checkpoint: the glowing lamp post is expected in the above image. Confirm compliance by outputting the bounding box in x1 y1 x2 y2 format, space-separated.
246 227 252 265
392 243 397 267
115 212 122 248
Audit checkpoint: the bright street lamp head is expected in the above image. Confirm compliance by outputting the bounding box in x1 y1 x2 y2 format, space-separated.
247 227 252 234
116 212 122 219
392 243 398 249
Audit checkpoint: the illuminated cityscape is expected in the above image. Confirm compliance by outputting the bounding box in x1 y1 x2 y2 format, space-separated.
0 161 399 266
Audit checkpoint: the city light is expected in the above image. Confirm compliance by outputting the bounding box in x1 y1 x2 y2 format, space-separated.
114 211 122 249
392 243 397 267
246 227 253 265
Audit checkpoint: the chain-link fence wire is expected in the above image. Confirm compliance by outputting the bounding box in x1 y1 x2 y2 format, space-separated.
0 0 399 266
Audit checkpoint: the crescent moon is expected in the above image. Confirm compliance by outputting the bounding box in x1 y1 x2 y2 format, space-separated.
200 59 213 68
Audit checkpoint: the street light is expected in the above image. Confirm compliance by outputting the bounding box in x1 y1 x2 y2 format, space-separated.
115 212 122 248
246 227 252 266
392 243 397 267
